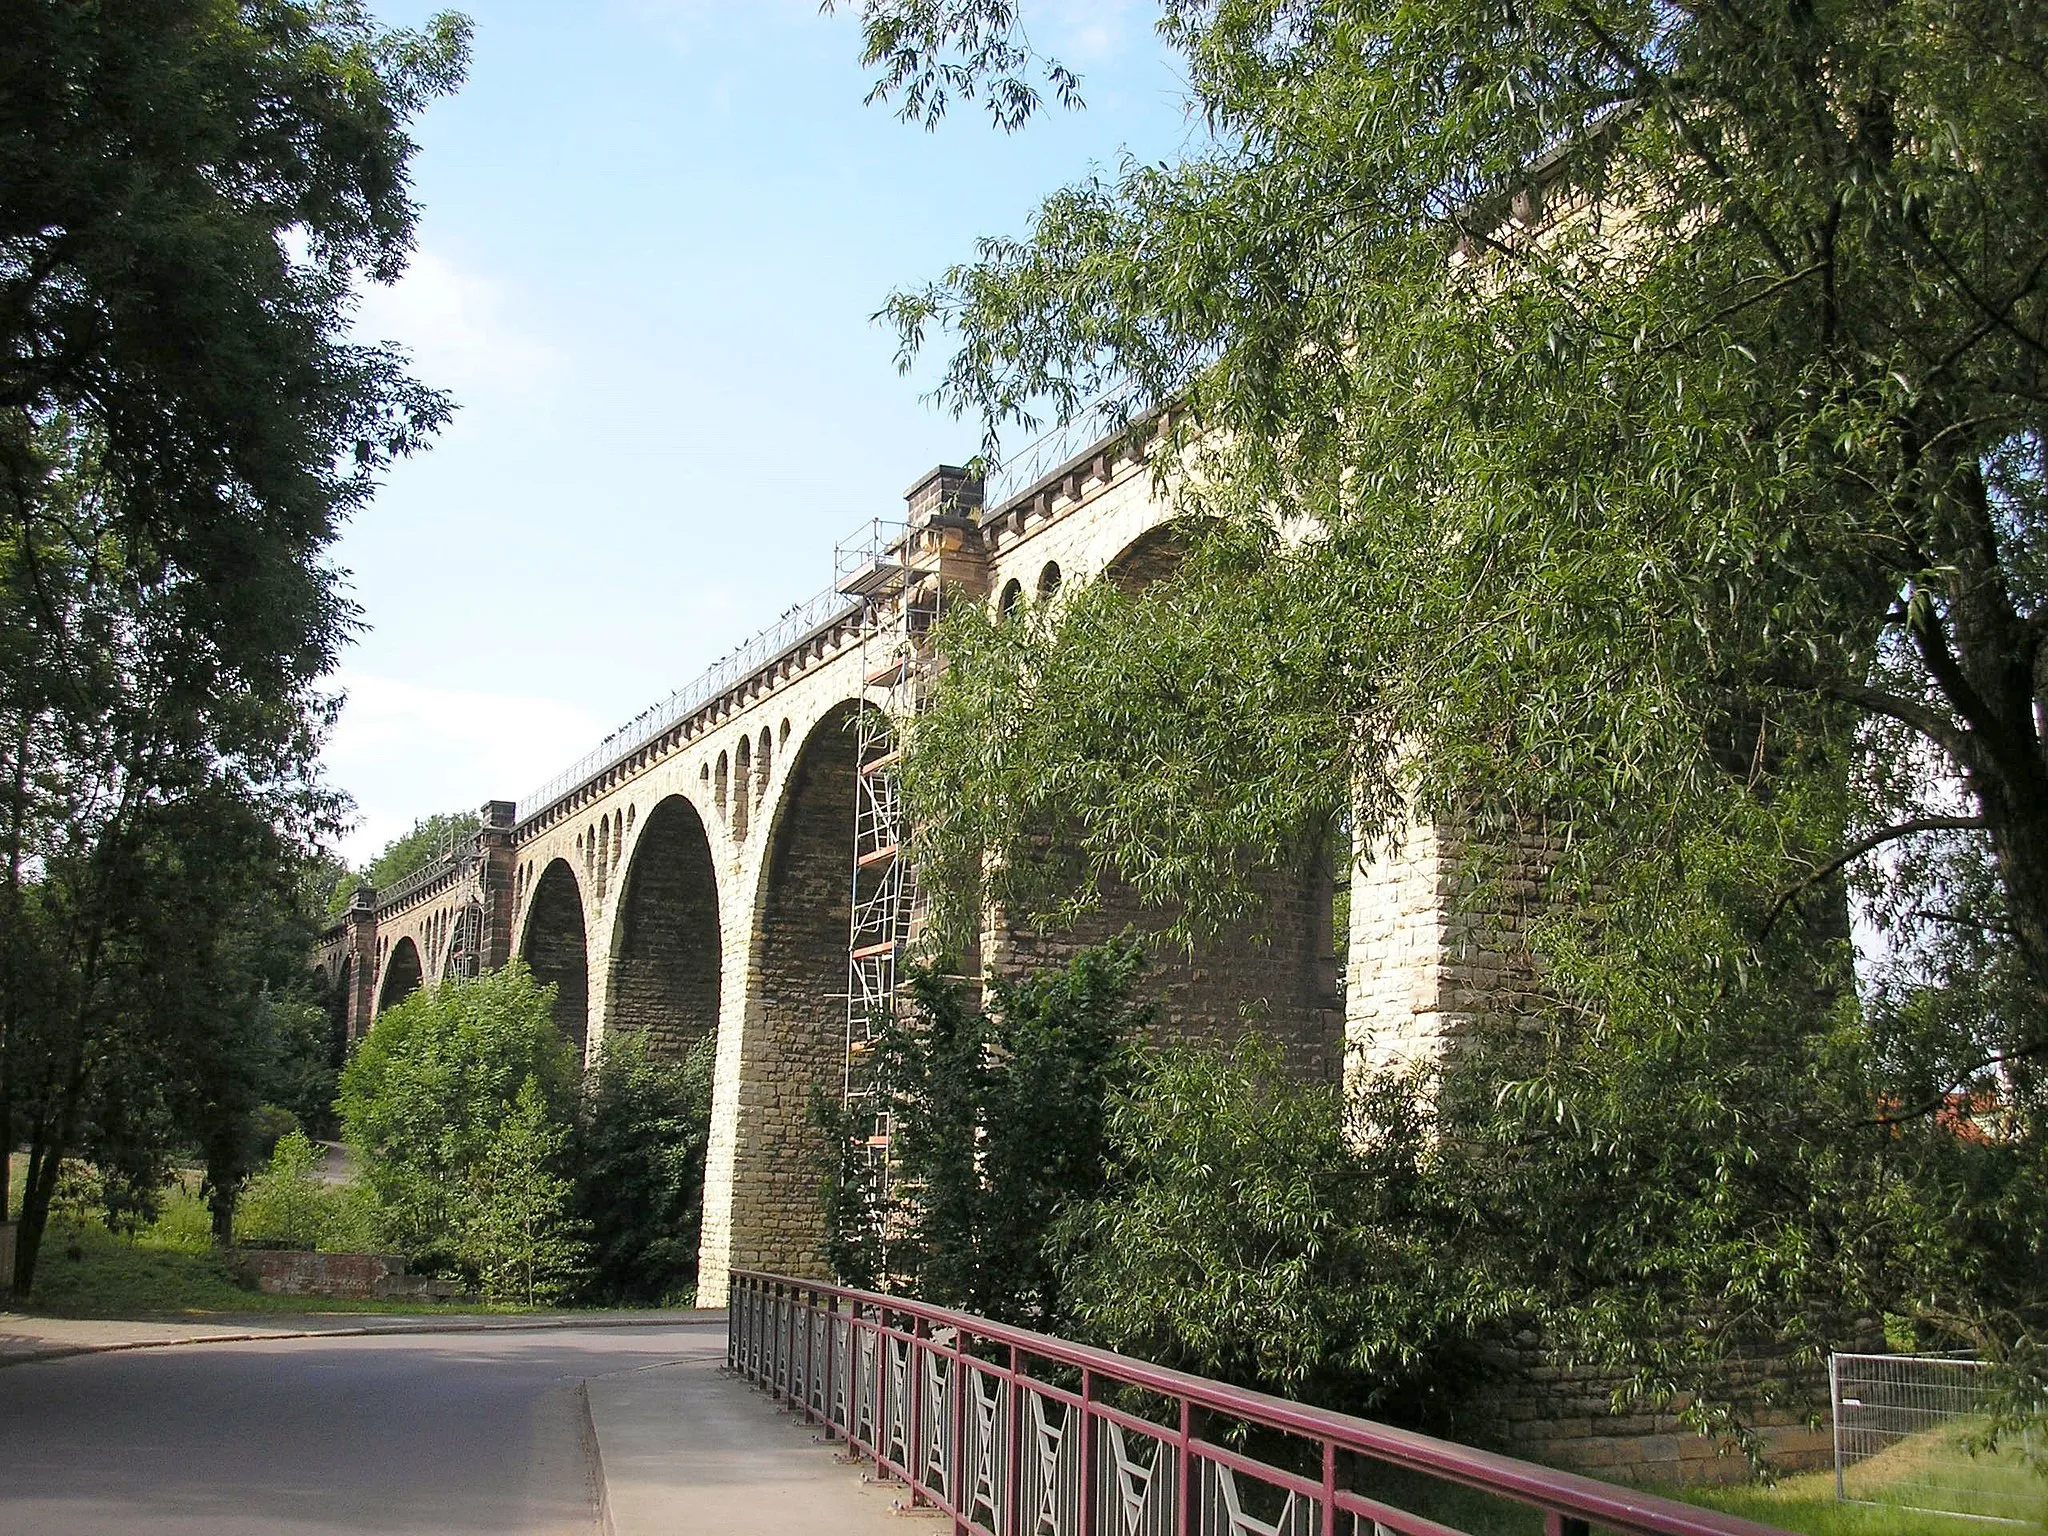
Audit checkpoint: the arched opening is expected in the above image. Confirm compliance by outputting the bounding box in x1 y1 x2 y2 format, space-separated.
377 937 422 1016
1037 560 1062 600
732 698 863 1276
521 858 590 1053
998 577 1024 617
987 522 1340 1078
1104 520 1206 594
733 736 752 841
606 795 722 1058
322 956 354 1051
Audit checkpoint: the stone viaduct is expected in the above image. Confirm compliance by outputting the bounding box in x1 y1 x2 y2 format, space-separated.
316 420 1497 1310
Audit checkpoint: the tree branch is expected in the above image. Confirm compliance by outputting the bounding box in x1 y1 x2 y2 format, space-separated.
1759 816 1988 938
1873 1039 2048 1127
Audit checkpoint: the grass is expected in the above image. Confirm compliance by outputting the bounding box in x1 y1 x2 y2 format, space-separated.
1353 1447 2043 1536
6 1160 697 1320
4 1162 527 1319
1688 1455 2044 1535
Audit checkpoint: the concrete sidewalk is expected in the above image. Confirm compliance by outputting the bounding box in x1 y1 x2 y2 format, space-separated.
585 1348 920 1535
0 1306 722 1368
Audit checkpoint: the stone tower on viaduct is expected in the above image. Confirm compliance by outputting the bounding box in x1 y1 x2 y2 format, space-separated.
316 419 1499 1309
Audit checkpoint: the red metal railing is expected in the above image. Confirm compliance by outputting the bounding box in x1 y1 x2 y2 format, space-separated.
727 1270 1792 1536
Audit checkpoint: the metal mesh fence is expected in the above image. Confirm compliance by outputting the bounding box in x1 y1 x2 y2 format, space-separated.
1832 1353 2043 1525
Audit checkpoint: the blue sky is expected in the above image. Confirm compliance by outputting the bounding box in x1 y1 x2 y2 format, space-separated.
326 1 1197 864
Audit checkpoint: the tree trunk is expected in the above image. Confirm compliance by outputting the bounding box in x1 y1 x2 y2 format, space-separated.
13 1048 87 1297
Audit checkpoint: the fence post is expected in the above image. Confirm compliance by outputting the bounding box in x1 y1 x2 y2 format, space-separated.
1830 1353 1844 1503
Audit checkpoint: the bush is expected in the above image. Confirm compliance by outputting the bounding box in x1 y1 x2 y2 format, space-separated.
1054 1037 1500 1428
234 1132 381 1253
827 939 1150 1327
461 1077 586 1305
338 962 580 1267
573 1031 715 1305
236 1131 327 1250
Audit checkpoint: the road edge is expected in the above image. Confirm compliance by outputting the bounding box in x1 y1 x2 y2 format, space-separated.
575 1378 619 1536
0 1308 727 1370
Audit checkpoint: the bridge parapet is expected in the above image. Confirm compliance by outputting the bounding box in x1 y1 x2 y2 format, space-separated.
728 1270 1807 1530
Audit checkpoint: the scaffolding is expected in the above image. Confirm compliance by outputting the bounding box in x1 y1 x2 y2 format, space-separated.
836 517 944 1274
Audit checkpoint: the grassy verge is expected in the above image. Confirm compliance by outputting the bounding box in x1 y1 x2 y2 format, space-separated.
1685 1461 2043 1535
7 1170 519 1318
1354 1453 2041 1536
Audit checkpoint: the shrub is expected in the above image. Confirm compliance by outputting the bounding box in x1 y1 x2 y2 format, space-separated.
337 962 579 1266
573 1031 715 1305
829 939 1150 1327
460 1077 587 1305
1054 1038 1501 1428
236 1131 328 1250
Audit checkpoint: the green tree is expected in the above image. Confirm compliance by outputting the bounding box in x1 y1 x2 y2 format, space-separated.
460 1076 587 1306
237 1130 329 1252
835 940 1149 1327
338 962 579 1267
836 0 2048 1432
572 1031 716 1305
0 1 469 1295
1057 1039 1498 1431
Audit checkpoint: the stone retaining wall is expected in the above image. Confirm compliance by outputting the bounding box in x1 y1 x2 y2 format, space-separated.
235 1250 431 1300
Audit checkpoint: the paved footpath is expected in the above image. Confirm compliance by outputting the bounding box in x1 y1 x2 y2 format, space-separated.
0 1311 916 1534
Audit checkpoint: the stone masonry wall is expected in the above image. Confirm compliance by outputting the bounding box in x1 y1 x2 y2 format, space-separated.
984 856 1343 1082
1481 1330 1835 1485
606 795 721 1059
726 703 861 1279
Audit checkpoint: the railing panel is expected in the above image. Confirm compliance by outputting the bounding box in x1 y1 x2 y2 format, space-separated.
724 1272 1796 1536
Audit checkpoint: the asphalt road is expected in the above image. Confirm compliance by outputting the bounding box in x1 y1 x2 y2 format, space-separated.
0 1322 716 1534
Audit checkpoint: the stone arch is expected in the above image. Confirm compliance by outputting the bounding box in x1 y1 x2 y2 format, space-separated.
605 795 722 1058
715 751 729 822
1104 520 1205 594
998 576 1024 617
377 936 422 1015
1037 560 1062 600
729 697 866 1276
520 858 590 1053
756 727 772 805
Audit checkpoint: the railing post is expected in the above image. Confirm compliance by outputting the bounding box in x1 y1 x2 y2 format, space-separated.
1175 1397 1191 1536
909 1315 926 1503
1545 1515 1591 1536
949 1325 968 1530
804 1284 818 1423
1077 1367 1094 1536
1006 1343 1024 1536
824 1291 839 1442
1321 1439 1337 1536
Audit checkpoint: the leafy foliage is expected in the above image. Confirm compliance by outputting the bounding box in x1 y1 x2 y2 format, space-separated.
572 1031 715 1305
1058 1039 1501 1431
826 940 1150 1327
459 1077 587 1306
234 1130 376 1253
337 963 580 1268
0 0 469 1294
848 0 2048 1442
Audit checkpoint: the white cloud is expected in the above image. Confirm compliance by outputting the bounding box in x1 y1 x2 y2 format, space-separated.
322 671 607 865
352 248 564 404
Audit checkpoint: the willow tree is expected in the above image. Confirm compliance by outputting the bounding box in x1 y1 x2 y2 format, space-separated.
835 0 2048 1430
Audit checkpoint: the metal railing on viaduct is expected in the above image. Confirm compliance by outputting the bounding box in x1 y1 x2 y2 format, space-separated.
727 1272 1791 1536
